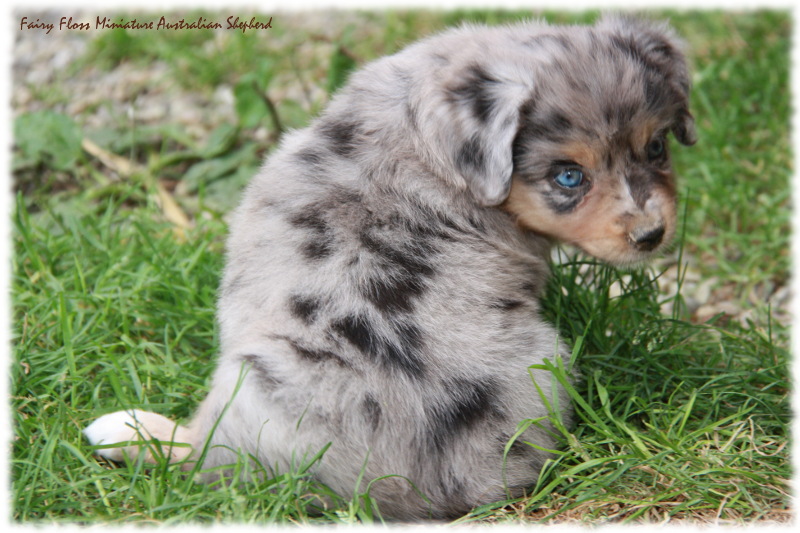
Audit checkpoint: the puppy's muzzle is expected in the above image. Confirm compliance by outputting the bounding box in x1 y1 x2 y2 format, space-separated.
628 223 666 252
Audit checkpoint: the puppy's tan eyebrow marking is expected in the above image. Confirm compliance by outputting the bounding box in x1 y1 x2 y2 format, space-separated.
631 117 665 152
561 142 600 169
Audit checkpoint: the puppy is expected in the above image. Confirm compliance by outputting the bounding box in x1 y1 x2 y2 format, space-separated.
85 15 695 520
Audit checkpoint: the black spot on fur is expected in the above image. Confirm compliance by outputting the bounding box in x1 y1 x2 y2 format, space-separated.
319 119 361 158
609 33 677 76
390 320 424 364
544 112 573 138
512 99 536 171
363 394 382 432
603 101 638 129
405 100 419 131
448 64 499 124
455 136 486 175
608 34 684 113
491 299 525 311
289 210 326 233
304 238 334 260
331 314 374 354
379 205 458 242
407 207 458 242
288 294 320 324
604 151 614 171
386 320 425 378
609 34 657 72
295 149 326 166
425 378 503 453
289 210 334 260
240 354 281 388
551 33 575 52
331 314 425 379
642 71 681 114
358 227 439 315
521 281 540 299
291 342 347 367
513 109 575 171
363 274 425 314
357 206 469 316
651 42 677 60
293 344 336 363
272 335 348 367
361 233 437 277
609 34 639 59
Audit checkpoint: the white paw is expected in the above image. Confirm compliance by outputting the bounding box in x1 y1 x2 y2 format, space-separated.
84 409 193 463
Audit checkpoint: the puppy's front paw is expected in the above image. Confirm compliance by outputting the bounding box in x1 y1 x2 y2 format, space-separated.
84 409 193 463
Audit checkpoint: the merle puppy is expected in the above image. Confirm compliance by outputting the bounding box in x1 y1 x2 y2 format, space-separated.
85 15 695 520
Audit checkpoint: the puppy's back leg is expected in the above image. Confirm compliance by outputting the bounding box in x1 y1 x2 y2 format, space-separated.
84 410 196 464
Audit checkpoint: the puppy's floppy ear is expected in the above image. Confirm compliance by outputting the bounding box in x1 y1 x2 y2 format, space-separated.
672 108 697 146
438 64 528 206
598 14 697 146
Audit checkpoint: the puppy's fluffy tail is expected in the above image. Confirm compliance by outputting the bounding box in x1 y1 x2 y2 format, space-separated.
83 410 195 464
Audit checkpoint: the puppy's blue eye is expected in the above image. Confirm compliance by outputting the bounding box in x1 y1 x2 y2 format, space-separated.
554 168 584 188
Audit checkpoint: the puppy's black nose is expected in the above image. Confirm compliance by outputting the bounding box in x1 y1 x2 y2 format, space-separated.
629 225 665 251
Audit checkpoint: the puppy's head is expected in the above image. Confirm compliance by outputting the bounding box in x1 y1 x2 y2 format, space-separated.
504 16 695 266
440 16 696 266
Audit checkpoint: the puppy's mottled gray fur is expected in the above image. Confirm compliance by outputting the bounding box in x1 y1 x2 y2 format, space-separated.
85 15 695 520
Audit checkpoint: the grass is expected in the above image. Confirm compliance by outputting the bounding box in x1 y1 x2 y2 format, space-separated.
11 8 791 525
